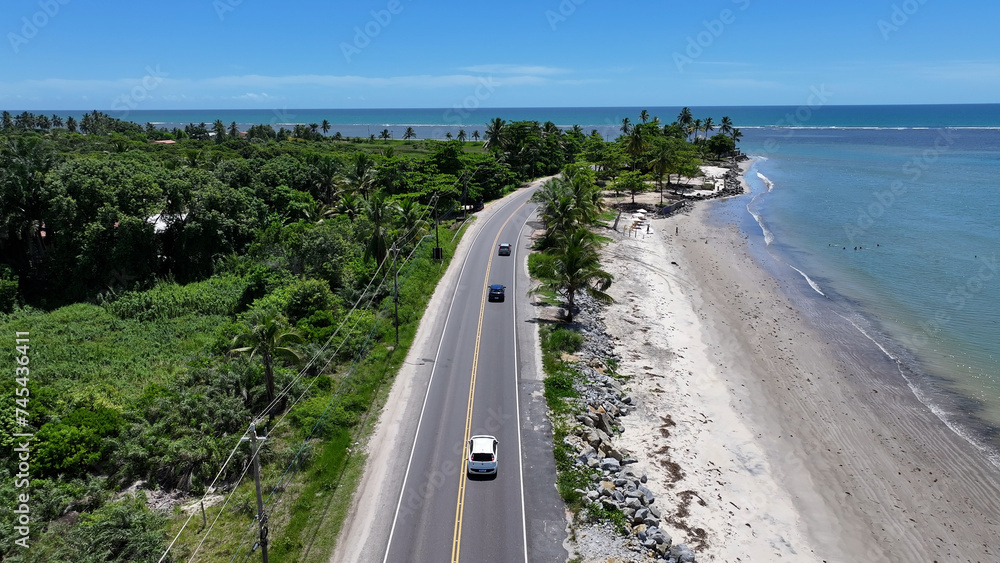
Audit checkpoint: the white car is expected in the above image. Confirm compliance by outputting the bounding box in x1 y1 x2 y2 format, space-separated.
467 435 498 476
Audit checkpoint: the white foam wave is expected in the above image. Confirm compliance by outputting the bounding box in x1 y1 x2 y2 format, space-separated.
756 172 774 192
834 311 1000 469
786 264 825 296
745 198 773 246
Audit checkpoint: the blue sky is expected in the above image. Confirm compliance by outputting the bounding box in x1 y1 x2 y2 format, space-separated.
1 0 998 110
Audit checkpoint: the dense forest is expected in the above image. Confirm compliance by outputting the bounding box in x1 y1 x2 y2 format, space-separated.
0 108 738 561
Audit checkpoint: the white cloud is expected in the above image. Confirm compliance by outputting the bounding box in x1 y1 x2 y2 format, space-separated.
458 64 568 75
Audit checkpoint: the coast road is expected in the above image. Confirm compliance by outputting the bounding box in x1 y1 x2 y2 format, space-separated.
332 180 567 563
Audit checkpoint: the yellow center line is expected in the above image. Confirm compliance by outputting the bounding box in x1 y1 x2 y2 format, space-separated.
450 199 531 563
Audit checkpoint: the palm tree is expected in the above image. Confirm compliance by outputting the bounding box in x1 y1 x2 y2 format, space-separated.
336 192 364 223
303 200 334 224
445 132 453 140
309 123 320 135
228 121 239 138
230 312 303 408
620 117 632 135
648 141 675 204
321 119 331 135
472 130 480 142
702 117 715 140
380 129 391 140
403 127 416 140
483 117 506 151
66 116 77 133
313 155 345 205
624 127 648 170
457 129 467 142
396 198 427 234
51 115 63 128
691 119 702 141
731 128 743 144
719 116 734 138
531 228 613 322
347 152 377 199
677 107 693 129
363 193 401 268
0 136 56 270
639 110 650 123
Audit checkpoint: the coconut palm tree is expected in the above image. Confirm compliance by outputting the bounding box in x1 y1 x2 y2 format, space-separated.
403 127 416 140
624 127 648 170
457 129 467 142
531 228 613 322
677 107 694 127
731 128 743 144
691 119 702 141
230 312 303 408
336 192 364 223
363 193 401 268
484 117 506 151
719 116 734 138
313 155 345 205
639 110 650 123
321 119 331 135
445 132 452 140
380 129 391 140
309 123 319 135
347 152 378 199
620 117 632 135
396 198 427 234
228 121 239 138
472 130 480 142
702 117 715 140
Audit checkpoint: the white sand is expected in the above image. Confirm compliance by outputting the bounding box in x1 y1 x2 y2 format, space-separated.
588 179 1000 561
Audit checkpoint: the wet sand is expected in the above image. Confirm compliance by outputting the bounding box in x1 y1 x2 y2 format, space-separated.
594 186 1000 561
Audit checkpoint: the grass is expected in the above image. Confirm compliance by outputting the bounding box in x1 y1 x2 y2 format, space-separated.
0 303 224 405
162 221 471 561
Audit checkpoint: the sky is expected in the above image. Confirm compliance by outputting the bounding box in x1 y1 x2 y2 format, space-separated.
1 0 998 110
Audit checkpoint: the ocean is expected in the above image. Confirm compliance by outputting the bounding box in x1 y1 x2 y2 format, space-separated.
23 103 1000 462
731 124 1000 467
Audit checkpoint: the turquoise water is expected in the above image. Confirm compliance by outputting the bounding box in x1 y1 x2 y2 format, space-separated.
735 126 1000 462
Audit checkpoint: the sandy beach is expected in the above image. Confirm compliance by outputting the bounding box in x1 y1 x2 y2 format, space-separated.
578 170 1000 561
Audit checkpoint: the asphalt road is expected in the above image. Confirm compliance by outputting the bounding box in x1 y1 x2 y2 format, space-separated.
381 184 567 563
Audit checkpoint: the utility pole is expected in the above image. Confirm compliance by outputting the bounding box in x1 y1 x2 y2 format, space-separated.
433 193 442 260
393 267 399 346
243 424 269 563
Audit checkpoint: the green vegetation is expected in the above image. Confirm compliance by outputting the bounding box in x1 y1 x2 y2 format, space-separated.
0 106 742 559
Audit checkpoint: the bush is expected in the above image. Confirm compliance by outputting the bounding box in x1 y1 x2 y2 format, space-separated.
546 326 583 353
103 275 248 321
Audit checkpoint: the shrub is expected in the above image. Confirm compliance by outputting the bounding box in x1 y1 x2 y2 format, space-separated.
546 326 583 353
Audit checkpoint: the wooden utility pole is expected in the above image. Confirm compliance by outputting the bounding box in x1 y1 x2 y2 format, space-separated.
245 424 269 563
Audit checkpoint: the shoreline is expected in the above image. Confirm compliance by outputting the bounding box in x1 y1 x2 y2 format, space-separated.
571 166 1000 561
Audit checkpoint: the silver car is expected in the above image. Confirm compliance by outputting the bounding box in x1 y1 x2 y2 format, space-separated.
467 435 498 475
